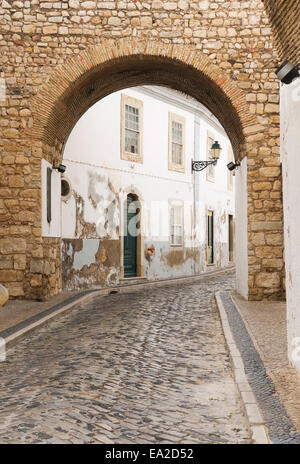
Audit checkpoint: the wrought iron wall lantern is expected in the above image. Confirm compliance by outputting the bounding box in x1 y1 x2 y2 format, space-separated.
192 141 222 172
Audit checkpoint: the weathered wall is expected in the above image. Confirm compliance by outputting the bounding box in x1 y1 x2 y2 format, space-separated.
62 238 120 289
235 157 248 299
60 87 234 290
281 79 300 372
0 0 284 300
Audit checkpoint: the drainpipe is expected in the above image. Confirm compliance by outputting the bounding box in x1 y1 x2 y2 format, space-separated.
193 114 201 275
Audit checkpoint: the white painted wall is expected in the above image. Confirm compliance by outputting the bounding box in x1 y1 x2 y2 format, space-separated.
61 86 235 281
235 157 248 299
281 79 300 372
41 159 61 238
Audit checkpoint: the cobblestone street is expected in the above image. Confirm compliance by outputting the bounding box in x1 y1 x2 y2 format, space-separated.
0 272 251 444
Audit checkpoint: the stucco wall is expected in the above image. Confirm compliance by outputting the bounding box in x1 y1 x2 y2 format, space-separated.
281 79 300 372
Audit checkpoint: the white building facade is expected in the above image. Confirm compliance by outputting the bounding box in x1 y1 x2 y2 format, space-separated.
42 86 235 290
280 77 300 372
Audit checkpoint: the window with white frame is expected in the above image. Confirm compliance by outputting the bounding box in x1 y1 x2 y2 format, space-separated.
169 113 185 172
170 203 183 246
121 94 143 163
206 132 215 182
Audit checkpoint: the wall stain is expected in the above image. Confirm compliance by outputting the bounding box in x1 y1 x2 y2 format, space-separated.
145 244 155 263
160 247 201 268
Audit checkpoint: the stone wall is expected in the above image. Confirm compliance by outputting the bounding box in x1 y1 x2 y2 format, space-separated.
0 1 284 300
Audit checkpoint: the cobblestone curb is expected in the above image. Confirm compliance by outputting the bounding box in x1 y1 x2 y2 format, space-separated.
215 291 270 444
216 291 300 445
1 267 234 351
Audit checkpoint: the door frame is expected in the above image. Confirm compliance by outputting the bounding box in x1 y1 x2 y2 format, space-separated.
228 213 235 263
120 187 144 279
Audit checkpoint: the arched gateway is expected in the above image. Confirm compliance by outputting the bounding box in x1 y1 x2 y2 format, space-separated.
6 39 284 301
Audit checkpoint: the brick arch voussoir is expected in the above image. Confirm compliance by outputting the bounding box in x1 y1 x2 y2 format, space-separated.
31 38 258 161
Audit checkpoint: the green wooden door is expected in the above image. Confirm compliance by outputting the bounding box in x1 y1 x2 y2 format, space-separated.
207 210 214 264
124 195 137 278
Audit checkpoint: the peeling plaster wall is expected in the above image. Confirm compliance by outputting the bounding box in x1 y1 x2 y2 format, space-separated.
281 79 300 373
62 239 120 290
61 168 120 240
61 87 235 290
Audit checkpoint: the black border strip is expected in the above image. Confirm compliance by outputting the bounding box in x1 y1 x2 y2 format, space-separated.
0 290 96 340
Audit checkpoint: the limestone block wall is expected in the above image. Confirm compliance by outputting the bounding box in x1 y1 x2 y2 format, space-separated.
0 0 284 300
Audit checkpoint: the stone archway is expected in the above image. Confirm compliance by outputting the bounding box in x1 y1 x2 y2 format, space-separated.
31 40 252 160
16 39 284 301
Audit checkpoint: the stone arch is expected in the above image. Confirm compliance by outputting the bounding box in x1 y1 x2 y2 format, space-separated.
30 39 259 164
26 38 284 301
120 184 145 205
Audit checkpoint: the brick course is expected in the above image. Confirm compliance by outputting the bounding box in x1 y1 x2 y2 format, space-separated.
263 0 300 65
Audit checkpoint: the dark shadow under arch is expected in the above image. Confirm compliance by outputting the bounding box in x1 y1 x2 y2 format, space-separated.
43 55 246 160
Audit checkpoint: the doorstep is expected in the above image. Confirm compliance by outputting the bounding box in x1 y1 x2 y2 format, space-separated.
119 276 147 286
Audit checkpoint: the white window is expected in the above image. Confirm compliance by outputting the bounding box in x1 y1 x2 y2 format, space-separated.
121 94 143 162
169 113 185 172
125 104 139 154
170 204 183 246
172 120 183 165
